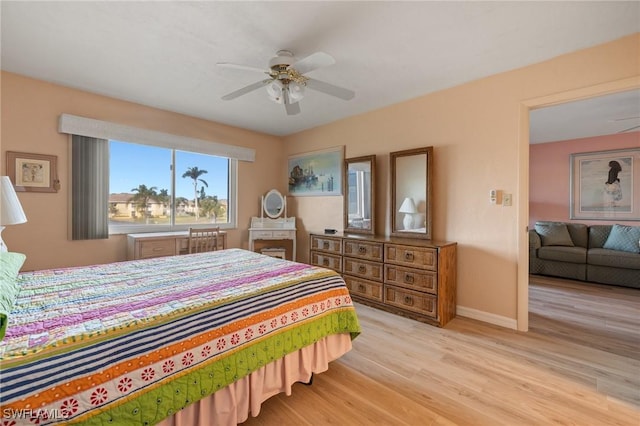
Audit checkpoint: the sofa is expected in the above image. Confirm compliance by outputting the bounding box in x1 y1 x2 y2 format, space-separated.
529 221 640 288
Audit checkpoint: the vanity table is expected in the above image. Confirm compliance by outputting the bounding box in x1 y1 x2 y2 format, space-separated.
248 189 297 261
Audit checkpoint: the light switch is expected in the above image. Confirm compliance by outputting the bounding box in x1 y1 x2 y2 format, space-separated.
503 193 512 206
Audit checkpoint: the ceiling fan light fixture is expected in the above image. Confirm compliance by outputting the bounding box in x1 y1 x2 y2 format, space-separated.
219 50 354 114
266 80 285 104
288 81 305 103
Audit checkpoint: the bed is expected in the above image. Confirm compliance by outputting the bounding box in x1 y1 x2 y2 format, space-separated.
0 249 360 425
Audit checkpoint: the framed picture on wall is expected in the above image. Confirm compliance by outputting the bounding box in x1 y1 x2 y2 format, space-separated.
6 151 60 193
287 146 344 196
570 148 640 220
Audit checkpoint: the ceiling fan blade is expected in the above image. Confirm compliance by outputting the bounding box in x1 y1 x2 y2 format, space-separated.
283 89 301 116
618 124 640 133
306 78 355 101
221 79 272 100
610 116 640 121
217 62 270 74
289 51 335 75
284 101 301 116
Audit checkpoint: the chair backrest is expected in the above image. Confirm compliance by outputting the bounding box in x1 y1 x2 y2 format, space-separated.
188 227 219 253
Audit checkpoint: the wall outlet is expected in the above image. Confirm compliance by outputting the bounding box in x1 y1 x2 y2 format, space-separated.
503 193 512 206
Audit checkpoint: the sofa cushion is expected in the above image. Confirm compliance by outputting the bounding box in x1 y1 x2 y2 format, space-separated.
588 225 612 249
537 246 586 264
565 223 589 248
602 224 640 254
588 248 640 270
535 222 574 247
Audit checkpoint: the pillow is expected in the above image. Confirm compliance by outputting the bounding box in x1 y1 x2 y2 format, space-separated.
534 223 574 247
603 224 640 254
0 252 26 341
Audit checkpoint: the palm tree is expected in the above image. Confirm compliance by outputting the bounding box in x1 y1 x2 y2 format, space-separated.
182 167 208 220
129 184 158 222
157 188 170 216
199 195 224 222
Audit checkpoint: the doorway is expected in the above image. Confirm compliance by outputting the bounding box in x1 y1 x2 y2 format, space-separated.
516 77 640 331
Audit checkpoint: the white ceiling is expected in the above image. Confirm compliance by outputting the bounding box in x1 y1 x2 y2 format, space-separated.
530 89 640 143
1 1 639 138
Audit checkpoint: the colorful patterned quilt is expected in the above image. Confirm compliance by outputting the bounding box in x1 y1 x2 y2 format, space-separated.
0 249 360 425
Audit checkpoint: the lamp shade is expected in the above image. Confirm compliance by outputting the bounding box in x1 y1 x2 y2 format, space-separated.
1 176 27 226
266 80 285 103
288 82 305 102
398 197 417 214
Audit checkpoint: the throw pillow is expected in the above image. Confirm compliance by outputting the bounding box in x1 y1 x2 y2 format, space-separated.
534 223 574 247
0 252 26 341
603 224 640 254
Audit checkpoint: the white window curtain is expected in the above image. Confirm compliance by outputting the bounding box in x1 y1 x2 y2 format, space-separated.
71 135 109 240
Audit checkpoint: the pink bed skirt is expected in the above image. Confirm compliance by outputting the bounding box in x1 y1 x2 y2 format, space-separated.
157 333 353 426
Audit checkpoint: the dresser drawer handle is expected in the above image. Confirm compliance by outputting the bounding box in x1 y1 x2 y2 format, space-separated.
358 265 366 274
404 295 414 305
358 284 366 292
404 252 414 261
322 258 329 266
358 246 366 254
152 247 165 252
404 273 414 284
323 241 330 249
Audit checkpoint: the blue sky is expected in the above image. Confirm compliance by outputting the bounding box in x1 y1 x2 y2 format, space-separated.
109 141 229 199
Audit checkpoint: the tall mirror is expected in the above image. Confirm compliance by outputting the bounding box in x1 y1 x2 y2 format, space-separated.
390 147 433 239
344 155 376 234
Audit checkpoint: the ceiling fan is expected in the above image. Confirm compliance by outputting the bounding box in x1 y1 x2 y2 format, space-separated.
611 116 640 133
217 50 355 116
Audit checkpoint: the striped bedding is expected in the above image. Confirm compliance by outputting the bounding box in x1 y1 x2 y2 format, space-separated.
0 249 360 425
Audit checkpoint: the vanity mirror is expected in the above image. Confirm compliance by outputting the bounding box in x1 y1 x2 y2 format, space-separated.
344 155 376 234
390 147 433 239
263 189 285 218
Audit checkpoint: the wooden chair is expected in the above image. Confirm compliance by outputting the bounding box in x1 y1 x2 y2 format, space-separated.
188 227 220 254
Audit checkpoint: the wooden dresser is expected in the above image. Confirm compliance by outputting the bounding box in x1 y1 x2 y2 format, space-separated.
310 232 456 327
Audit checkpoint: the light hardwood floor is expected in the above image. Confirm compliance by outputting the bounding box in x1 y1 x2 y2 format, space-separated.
243 276 639 425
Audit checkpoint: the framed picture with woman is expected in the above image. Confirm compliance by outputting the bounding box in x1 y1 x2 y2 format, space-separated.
570 148 640 220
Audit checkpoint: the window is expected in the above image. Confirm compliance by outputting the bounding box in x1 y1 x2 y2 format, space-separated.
109 140 236 234
59 114 254 238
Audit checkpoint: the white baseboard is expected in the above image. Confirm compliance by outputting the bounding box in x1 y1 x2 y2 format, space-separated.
456 305 517 330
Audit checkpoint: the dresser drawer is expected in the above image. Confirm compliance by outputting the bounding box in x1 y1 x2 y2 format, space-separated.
310 235 343 254
343 258 383 282
344 276 383 302
385 244 437 271
253 229 294 239
343 240 383 262
384 285 437 318
272 230 293 238
385 265 437 294
139 239 176 259
310 251 343 272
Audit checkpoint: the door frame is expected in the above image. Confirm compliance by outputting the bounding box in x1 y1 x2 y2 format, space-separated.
516 76 640 331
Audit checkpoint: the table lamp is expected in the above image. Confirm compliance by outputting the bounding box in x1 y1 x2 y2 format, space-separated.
0 176 27 252
398 197 417 230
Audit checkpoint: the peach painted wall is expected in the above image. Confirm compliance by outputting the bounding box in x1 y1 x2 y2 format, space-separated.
0 72 284 271
530 132 640 227
283 34 639 321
